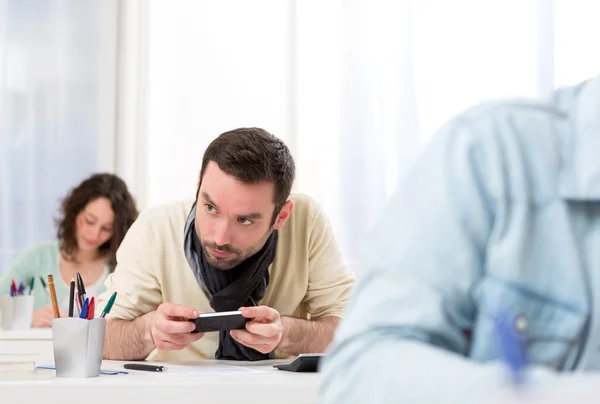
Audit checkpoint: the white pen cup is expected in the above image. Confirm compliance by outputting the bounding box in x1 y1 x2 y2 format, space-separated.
52 317 106 378
0 295 34 330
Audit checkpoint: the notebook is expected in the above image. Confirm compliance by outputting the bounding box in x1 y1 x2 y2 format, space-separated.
0 351 38 371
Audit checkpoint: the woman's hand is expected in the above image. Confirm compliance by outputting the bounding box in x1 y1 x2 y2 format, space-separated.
31 304 66 328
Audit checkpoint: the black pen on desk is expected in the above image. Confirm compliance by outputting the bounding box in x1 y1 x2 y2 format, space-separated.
124 364 166 372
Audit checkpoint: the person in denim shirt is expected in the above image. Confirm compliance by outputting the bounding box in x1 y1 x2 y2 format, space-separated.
320 76 600 403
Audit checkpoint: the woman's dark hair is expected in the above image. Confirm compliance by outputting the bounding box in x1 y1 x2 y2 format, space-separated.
55 173 138 271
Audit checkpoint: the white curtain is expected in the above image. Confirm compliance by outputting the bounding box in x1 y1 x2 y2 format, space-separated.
0 0 119 273
120 0 600 276
300 0 600 274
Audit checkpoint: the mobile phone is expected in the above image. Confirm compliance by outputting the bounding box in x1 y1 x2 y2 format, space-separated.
188 310 249 333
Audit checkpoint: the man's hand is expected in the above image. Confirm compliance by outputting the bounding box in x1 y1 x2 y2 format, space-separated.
32 305 66 328
148 303 205 350
230 305 283 354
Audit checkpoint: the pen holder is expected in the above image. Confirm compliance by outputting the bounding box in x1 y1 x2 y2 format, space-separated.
52 317 106 378
0 295 34 330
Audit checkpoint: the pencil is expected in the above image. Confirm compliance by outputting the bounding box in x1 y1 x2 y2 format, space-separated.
47 275 60 318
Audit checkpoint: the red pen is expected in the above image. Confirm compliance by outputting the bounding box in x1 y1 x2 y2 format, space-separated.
87 297 95 320
11 280 17 296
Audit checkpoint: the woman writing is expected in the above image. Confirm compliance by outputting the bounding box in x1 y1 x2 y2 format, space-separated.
1 173 138 327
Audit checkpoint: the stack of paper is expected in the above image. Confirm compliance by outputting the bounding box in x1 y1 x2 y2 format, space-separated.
0 351 38 371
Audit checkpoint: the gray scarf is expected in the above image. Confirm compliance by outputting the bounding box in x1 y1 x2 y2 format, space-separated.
183 202 278 360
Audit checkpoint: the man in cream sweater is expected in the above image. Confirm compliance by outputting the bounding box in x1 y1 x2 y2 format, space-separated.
97 127 355 362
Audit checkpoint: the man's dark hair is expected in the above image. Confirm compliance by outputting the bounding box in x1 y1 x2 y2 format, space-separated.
198 127 296 223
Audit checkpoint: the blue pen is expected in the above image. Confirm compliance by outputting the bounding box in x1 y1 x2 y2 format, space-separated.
17 282 24 295
79 298 90 319
9 285 14 297
493 308 528 386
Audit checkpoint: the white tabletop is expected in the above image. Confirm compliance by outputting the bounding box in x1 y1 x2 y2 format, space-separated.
0 359 320 404
0 328 52 340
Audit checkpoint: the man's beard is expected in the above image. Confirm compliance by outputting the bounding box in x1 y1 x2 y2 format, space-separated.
201 241 244 270
200 229 273 271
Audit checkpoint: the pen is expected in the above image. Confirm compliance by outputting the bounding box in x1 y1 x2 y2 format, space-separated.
79 298 90 319
11 280 17 296
17 281 24 295
123 363 166 372
100 291 117 318
87 297 95 320
28 277 35 295
47 275 60 318
76 292 82 313
39 276 50 297
76 272 86 308
494 308 528 386
68 277 75 317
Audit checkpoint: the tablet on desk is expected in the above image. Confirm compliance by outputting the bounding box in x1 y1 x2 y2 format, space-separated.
273 353 324 372
188 311 249 333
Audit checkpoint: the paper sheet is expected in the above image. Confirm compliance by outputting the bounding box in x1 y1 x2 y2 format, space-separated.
158 364 268 376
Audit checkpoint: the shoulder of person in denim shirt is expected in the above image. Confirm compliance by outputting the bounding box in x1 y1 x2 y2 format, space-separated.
320 76 600 404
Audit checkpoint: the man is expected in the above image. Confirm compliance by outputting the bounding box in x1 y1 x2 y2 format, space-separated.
320 76 600 403
98 127 355 362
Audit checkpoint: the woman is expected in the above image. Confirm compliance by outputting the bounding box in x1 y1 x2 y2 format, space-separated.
1 173 138 327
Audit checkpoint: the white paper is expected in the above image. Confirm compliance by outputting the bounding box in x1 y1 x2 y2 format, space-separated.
152 363 268 377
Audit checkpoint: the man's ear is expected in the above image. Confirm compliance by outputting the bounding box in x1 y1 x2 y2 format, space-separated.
272 200 294 230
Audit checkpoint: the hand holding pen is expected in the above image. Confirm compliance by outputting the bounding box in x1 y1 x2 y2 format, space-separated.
31 305 66 328
31 274 65 328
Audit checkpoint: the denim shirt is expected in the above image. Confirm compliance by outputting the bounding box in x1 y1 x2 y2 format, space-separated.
320 77 600 404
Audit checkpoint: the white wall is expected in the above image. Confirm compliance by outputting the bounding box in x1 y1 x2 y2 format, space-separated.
114 0 600 274
126 0 600 215
144 0 295 209
116 0 344 213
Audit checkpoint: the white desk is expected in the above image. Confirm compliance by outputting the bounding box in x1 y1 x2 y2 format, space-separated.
0 360 320 404
482 374 600 404
0 328 53 364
